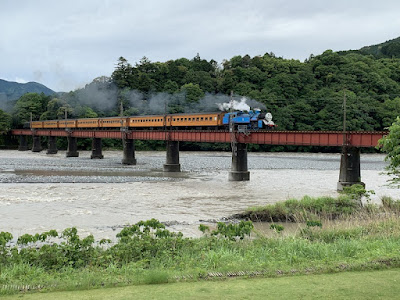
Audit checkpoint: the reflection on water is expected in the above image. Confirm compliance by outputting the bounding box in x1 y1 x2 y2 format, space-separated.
0 150 396 240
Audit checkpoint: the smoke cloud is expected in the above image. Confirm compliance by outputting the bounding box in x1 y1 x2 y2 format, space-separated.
70 83 268 116
74 82 119 111
125 91 267 114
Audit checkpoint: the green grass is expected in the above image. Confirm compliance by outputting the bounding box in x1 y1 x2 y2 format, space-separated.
239 195 361 222
2 268 400 300
2 195 400 296
2 218 400 295
239 194 400 222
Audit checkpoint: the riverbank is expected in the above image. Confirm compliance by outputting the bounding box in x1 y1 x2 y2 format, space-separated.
1 212 400 296
1 186 400 296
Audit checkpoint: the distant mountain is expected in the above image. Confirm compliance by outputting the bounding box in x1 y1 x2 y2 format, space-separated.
338 37 400 58
0 79 56 103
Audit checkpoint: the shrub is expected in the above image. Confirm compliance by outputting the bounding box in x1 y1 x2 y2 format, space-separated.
211 221 254 241
270 224 285 233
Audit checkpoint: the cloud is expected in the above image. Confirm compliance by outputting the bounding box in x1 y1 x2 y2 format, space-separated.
1 0 400 91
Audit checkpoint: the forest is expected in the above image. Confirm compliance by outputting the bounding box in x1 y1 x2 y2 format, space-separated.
1 44 400 150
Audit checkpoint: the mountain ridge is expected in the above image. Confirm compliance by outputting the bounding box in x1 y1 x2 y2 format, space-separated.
0 79 56 103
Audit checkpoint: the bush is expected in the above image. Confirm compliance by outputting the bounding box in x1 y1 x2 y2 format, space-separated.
240 195 360 222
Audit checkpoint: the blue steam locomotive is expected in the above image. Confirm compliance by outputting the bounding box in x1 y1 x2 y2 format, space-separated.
222 109 275 129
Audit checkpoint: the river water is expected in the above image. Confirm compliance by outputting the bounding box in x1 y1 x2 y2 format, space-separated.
0 150 397 239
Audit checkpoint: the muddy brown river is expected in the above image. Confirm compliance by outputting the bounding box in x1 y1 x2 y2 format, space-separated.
0 150 397 240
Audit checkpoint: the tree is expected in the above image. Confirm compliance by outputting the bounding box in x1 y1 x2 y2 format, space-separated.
12 93 50 126
0 109 11 131
378 116 400 187
180 83 204 103
111 57 135 89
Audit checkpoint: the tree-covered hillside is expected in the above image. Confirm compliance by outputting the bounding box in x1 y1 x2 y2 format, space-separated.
9 38 400 134
0 79 55 103
359 37 400 58
108 49 400 131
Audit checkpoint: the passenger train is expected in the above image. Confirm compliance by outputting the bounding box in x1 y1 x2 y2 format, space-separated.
30 109 275 130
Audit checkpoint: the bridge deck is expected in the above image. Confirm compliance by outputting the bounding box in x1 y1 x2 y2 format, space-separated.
10 129 387 148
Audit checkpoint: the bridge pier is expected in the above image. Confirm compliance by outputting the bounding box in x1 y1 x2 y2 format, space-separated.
337 146 364 191
32 136 42 152
66 136 79 157
18 135 29 151
46 136 58 154
163 141 180 172
122 138 137 165
91 138 104 159
229 143 250 181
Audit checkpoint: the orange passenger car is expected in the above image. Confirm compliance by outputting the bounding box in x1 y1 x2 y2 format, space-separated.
31 121 44 129
43 121 59 129
167 112 225 128
58 120 77 128
77 118 100 128
99 117 127 128
128 115 165 128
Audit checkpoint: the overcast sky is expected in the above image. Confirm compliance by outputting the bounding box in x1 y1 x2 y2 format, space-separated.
1 0 399 92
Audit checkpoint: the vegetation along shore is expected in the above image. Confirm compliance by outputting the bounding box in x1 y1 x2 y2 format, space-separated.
1 185 400 296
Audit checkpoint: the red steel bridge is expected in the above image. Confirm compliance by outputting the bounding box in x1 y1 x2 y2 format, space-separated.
10 129 388 190
11 129 385 147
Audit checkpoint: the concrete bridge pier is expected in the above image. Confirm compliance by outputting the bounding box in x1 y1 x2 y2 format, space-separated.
18 135 29 151
337 146 364 191
46 136 58 154
91 138 104 159
66 136 79 157
163 141 180 172
32 136 43 152
229 143 250 181
122 138 137 165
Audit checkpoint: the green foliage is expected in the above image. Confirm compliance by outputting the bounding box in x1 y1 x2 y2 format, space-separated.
17 230 58 245
341 184 375 204
378 116 400 187
6 43 400 141
242 195 363 222
0 109 11 131
306 220 323 228
2 217 400 294
198 224 210 234
270 223 285 232
12 92 51 126
211 221 254 241
111 219 186 266
180 83 204 103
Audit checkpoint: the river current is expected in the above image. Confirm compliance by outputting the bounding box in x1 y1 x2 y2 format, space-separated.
0 150 397 239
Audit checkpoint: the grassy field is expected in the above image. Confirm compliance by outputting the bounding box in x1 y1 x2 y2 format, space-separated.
2 268 400 300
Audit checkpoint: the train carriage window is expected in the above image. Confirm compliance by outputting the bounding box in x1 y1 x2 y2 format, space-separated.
184 118 187 121
201 117 204 121
196 117 199 121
